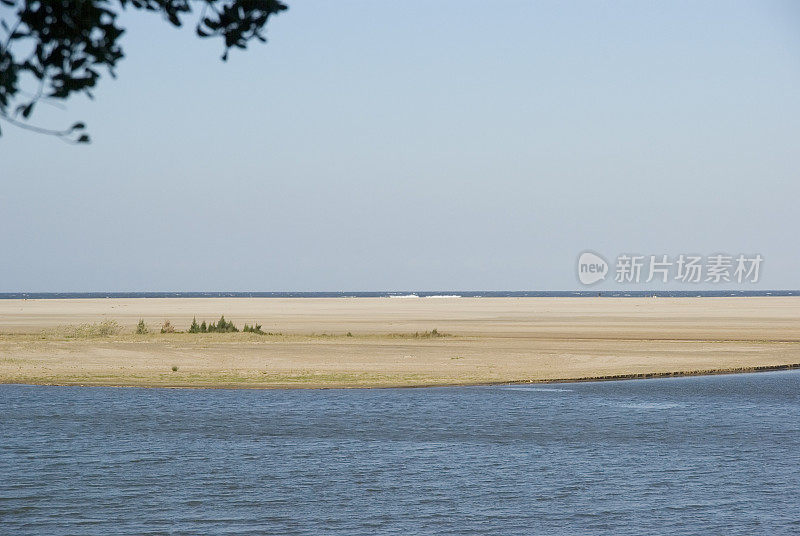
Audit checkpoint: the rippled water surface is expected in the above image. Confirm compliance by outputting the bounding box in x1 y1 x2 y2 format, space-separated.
2 371 799 535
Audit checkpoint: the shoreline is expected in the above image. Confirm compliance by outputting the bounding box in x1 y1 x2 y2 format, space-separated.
3 362 799 390
3 296 799 389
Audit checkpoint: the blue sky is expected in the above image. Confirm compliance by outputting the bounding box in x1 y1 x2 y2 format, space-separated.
1 1 799 291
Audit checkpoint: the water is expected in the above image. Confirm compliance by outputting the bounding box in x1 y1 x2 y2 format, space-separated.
1 371 799 535
1 290 798 299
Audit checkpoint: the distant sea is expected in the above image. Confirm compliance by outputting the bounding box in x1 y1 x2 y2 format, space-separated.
0 290 798 299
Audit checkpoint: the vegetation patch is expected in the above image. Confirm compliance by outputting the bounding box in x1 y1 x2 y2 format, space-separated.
417 328 447 338
385 329 451 339
242 323 266 334
59 320 122 339
188 315 237 333
186 315 271 334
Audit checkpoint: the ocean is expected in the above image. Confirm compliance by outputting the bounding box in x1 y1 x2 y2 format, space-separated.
1 290 798 299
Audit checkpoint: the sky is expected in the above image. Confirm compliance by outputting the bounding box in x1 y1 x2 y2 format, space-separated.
1 0 799 292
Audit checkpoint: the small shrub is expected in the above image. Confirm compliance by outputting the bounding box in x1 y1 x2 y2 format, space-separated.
243 322 265 334
346 331 353 337
188 317 200 333
413 329 448 339
207 315 238 333
171 365 178 372
200 320 207 332
136 319 148 334
96 320 121 336
161 320 175 334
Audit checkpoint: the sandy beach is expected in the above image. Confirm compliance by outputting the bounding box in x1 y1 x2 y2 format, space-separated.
1 297 798 388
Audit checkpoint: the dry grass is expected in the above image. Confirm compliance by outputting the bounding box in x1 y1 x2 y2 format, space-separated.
52 320 122 339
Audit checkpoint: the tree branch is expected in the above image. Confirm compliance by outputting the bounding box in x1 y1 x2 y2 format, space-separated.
0 111 89 143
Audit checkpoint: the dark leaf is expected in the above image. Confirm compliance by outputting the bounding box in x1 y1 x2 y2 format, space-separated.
19 102 34 118
0 0 288 141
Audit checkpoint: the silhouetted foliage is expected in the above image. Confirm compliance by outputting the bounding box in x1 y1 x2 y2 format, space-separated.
188 316 200 333
0 0 287 141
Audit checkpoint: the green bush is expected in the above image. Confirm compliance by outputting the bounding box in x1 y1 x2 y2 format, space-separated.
136 319 148 334
207 315 238 333
185 316 273 334
243 323 265 334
